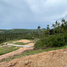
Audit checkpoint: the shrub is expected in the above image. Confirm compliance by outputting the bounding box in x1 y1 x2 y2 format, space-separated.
34 35 65 49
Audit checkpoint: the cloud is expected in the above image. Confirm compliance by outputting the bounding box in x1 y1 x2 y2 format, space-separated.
0 0 67 29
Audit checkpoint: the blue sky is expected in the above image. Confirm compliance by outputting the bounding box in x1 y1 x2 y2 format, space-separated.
0 0 67 29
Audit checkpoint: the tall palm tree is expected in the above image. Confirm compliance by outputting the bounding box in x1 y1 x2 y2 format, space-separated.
61 18 65 23
52 24 55 35
47 25 50 36
55 21 58 34
61 23 65 45
61 18 66 34
57 22 60 35
55 21 58 27
37 26 41 38
64 21 67 34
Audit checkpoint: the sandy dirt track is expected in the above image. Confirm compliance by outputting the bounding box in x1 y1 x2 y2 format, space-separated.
0 48 67 67
0 47 33 62
13 39 32 43
0 39 34 62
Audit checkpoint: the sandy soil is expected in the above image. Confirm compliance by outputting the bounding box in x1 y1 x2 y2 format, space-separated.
13 39 32 43
0 48 67 67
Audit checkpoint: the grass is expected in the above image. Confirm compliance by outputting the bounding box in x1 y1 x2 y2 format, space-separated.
1 44 67 62
31 38 39 43
0 46 19 55
13 42 27 45
0 43 6 46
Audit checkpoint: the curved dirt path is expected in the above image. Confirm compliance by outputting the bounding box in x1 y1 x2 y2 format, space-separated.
0 39 35 62
0 47 33 62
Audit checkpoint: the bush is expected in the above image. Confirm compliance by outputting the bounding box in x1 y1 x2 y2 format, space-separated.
34 35 65 49
34 38 45 49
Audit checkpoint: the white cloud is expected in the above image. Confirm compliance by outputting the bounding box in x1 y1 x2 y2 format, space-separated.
0 0 67 29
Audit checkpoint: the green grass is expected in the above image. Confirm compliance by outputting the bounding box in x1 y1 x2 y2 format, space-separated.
13 42 29 45
1 44 67 62
0 46 19 55
31 38 39 43
0 43 6 46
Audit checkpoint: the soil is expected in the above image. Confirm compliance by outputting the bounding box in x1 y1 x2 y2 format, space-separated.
13 39 32 43
0 48 67 67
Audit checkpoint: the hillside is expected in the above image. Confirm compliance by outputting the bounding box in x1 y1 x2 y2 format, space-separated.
0 29 46 33
0 48 67 67
0 29 36 33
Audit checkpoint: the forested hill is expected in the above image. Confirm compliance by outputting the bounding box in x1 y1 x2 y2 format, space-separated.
0 29 36 34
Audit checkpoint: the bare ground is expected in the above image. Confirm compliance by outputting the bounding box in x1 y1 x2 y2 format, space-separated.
13 39 32 43
0 48 67 67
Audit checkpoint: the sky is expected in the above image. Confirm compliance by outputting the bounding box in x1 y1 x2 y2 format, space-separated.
0 0 67 29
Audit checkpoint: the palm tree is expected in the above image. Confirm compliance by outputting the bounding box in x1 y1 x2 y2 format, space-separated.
61 18 66 34
37 26 41 38
61 23 65 45
52 24 55 35
64 21 67 34
55 21 58 27
57 22 60 35
47 25 50 36
61 18 65 23
55 21 58 34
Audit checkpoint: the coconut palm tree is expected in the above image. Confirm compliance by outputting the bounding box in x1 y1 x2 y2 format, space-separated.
37 26 41 38
55 21 58 34
61 23 65 45
64 21 67 34
57 22 60 35
61 19 66 34
52 24 55 35
61 18 65 23
55 21 58 27
47 25 50 36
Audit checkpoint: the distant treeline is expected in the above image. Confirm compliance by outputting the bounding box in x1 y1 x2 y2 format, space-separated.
0 29 35 43
0 29 45 43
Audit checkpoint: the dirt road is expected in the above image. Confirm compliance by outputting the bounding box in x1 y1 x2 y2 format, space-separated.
0 47 33 62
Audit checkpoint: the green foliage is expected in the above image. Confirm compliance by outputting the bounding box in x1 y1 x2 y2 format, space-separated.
34 38 45 49
34 35 65 49
14 42 28 45
64 34 67 42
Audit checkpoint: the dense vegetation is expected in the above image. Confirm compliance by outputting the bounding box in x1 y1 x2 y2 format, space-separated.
34 19 67 49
